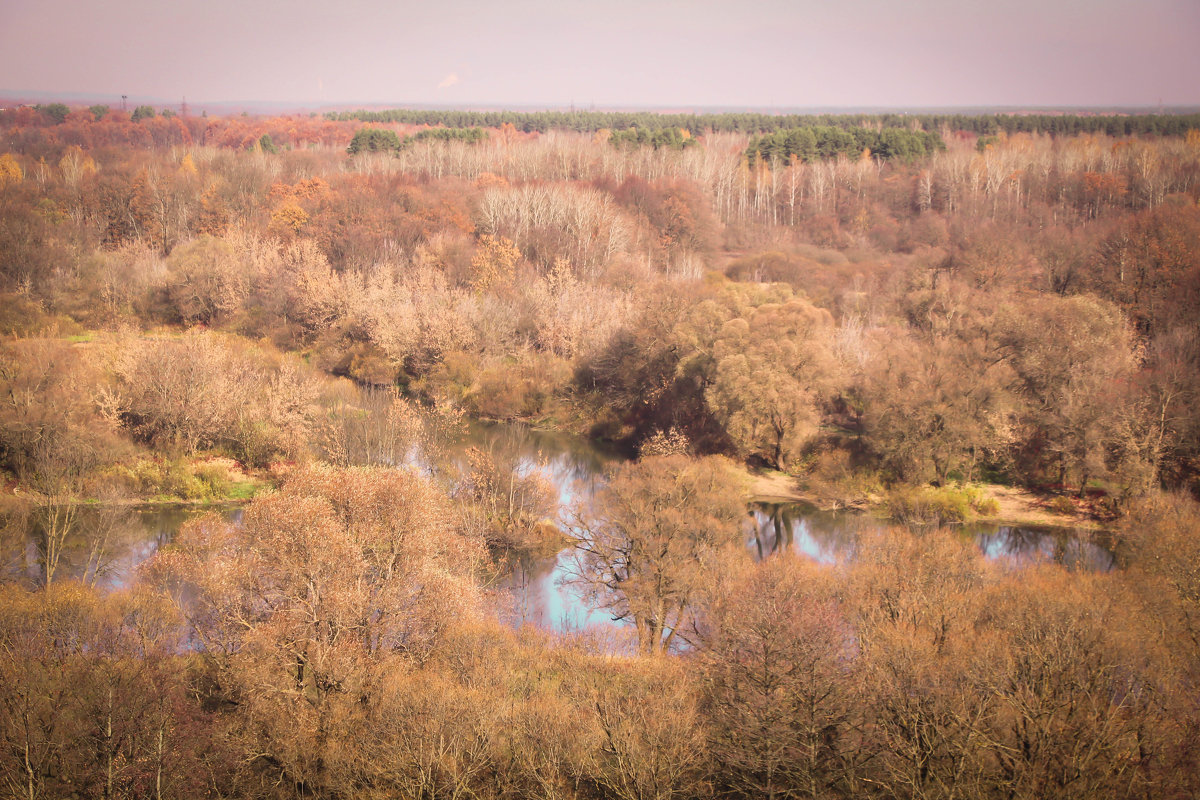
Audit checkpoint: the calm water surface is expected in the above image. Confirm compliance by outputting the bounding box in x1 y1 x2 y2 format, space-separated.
14 423 1116 632
748 501 1116 572
10 504 242 590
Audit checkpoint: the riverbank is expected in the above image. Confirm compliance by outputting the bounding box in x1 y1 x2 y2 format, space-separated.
744 467 1106 530
0 456 270 509
979 484 1107 530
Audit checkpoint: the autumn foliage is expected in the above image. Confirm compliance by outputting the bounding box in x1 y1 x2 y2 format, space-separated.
2 104 1200 798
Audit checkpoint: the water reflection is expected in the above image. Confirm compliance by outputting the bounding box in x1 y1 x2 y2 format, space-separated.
750 501 1116 572
491 548 611 632
9 421 1117 636
969 524 1115 571
746 502 872 564
10 504 242 590
453 421 621 508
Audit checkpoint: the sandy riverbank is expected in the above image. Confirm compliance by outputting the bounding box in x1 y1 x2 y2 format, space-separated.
744 468 1105 529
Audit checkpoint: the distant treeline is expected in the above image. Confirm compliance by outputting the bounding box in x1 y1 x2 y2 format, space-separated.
413 126 488 144
347 125 488 154
746 126 945 165
608 126 698 150
327 108 1200 138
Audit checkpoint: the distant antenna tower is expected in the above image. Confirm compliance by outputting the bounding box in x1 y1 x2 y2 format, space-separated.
121 95 128 112
181 96 189 118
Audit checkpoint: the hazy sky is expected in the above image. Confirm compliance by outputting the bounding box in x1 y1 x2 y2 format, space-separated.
2 0 1198 109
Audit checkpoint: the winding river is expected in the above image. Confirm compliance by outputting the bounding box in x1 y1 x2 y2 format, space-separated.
9 422 1117 634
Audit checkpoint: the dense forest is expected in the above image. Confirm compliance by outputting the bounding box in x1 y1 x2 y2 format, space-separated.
328 106 1200 138
2 103 1200 799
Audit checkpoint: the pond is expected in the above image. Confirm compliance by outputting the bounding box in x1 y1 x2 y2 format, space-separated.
8 422 1117 634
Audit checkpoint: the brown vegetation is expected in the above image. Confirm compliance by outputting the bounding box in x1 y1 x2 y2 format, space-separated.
1 489 1198 798
2 107 1200 798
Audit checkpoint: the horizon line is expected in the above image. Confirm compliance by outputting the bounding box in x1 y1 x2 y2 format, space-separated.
2 91 1199 117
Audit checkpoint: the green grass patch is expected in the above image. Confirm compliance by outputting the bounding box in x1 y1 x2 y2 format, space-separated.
225 481 261 500
100 456 264 502
887 484 998 525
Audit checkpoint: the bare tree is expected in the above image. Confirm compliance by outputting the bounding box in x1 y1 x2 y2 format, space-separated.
700 558 861 800
566 455 747 654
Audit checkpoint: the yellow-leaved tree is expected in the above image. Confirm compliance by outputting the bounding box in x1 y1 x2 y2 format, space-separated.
0 153 23 187
470 233 520 292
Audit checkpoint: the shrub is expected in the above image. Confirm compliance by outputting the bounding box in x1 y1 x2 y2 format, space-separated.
417 350 479 407
346 342 397 387
887 486 970 526
888 484 1003 524
469 354 571 422
0 293 84 337
639 427 690 458
972 495 1000 516
472 367 531 420
165 235 248 326
111 331 318 465
961 485 1001 516
194 461 232 498
1049 495 1076 515
803 445 884 503
107 457 217 500
160 460 209 500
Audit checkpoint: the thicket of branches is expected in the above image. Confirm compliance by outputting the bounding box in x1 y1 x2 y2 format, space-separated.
2 107 1200 797
2 109 1198 505
3 471 1200 799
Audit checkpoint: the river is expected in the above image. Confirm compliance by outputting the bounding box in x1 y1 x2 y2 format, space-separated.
7 422 1116 634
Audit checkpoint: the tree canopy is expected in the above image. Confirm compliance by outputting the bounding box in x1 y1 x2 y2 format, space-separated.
347 127 408 154
567 454 747 654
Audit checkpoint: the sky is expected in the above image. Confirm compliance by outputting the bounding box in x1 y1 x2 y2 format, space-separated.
2 0 1198 110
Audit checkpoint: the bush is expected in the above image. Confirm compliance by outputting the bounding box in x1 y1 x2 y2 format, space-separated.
961 484 1000 516
803 445 884 502
1049 495 1076 515
105 457 233 501
725 251 817 284
0 293 84 337
887 484 1003 524
417 350 479 407
111 331 318 465
194 461 232 497
468 354 571 422
472 367 532 420
165 235 248 326
972 495 1000 516
160 460 209 500
639 427 690 458
346 342 397 387
887 486 970 526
